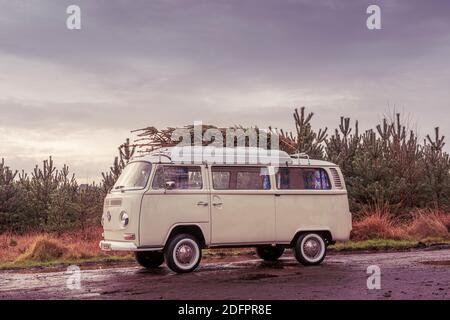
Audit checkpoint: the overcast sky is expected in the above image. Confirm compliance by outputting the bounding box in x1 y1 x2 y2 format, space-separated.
1 0 449 182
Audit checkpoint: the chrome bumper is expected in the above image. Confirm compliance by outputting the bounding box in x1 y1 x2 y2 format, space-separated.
99 240 162 252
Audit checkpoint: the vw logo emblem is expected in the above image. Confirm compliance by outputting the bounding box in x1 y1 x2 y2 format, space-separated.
106 211 111 222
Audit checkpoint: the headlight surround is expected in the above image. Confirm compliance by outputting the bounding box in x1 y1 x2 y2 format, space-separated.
119 211 129 229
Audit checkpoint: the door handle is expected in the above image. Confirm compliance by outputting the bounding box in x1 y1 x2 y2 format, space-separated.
212 195 223 207
197 201 209 207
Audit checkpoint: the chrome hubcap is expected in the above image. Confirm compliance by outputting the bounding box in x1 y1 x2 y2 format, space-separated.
175 242 195 265
303 238 321 259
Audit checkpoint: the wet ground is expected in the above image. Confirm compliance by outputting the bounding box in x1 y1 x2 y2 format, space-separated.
1 249 449 300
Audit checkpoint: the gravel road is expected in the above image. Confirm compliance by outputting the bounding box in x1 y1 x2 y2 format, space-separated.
1 249 449 300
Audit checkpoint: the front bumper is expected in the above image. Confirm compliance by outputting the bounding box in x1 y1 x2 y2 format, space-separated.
99 240 162 252
99 240 137 251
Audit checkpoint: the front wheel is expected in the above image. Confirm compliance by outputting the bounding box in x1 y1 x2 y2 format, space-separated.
294 233 327 266
256 246 285 261
165 233 202 273
135 251 164 269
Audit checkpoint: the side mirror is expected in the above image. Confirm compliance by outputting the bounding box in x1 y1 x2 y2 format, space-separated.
165 181 176 190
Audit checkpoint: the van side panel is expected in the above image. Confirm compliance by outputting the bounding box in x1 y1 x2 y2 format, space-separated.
139 192 210 247
210 192 276 244
275 191 352 242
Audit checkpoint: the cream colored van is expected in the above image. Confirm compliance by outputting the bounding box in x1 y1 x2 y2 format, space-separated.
100 147 352 273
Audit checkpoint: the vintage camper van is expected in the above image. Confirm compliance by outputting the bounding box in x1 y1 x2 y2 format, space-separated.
100 146 352 273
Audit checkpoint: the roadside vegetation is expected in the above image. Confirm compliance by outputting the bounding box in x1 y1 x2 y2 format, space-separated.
0 227 133 269
1 210 449 270
0 107 449 269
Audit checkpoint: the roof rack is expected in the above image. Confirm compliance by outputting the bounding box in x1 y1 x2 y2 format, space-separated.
290 152 310 165
134 146 293 165
130 147 338 167
153 153 172 163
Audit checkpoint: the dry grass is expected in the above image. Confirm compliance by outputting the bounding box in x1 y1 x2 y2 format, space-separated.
406 209 450 240
351 210 405 240
0 232 40 262
352 208 450 241
0 227 128 264
15 236 67 262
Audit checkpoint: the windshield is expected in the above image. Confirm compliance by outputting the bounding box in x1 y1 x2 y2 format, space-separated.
112 162 152 191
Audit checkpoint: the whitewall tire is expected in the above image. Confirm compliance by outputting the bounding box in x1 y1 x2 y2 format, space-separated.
165 234 202 273
294 233 327 265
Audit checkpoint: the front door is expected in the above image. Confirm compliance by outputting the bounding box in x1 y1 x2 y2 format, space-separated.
209 166 275 245
140 165 210 247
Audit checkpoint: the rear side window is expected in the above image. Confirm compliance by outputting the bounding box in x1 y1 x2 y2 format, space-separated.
276 167 331 190
212 171 231 189
152 165 203 190
212 166 271 190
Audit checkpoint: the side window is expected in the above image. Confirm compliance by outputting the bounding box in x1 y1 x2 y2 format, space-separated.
152 166 165 189
277 167 303 189
212 171 230 190
212 166 271 190
152 165 203 190
302 168 331 190
277 167 331 190
236 170 268 190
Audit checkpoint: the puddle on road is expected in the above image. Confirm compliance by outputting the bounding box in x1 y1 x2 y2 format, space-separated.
239 273 279 281
421 260 450 266
135 268 169 275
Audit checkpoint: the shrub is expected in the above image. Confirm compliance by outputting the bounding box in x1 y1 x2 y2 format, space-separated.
351 211 405 240
438 213 450 232
407 210 450 240
16 236 68 262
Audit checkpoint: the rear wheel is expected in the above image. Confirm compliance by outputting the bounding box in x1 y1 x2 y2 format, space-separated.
165 233 202 273
135 251 164 269
294 233 327 265
256 246 285 261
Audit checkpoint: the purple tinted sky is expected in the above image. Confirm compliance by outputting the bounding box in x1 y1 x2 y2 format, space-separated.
0 0 449 181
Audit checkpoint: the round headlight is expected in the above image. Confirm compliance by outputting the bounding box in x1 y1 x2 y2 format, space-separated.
119 211 129 228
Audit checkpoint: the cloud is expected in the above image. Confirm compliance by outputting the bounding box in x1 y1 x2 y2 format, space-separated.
0 0 449 180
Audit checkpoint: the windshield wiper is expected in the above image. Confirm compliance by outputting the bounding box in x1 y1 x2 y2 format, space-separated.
114 185 125 190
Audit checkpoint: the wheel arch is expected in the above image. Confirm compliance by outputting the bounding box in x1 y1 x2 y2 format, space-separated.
164 224 206 248
290 229 334 247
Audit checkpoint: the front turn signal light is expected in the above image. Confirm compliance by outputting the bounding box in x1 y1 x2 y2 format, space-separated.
123 233 135 240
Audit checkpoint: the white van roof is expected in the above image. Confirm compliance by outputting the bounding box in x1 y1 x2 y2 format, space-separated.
131 146 337 167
